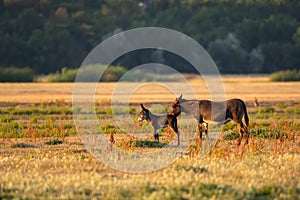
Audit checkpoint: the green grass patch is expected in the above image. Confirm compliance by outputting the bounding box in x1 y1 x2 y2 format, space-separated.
276 102 287 109
0 116 14 123
257 107 275 114
223 132 239 140
101 124 125 134
132 140 168 148
285 108 300 115
222 123 236 132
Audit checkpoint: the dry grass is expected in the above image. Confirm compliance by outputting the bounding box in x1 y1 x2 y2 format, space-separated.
0 77 300 199
0 76 300 103
0 136 299 199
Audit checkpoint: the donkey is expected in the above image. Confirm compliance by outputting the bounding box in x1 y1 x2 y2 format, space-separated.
172 95 249 146
138 104 180 146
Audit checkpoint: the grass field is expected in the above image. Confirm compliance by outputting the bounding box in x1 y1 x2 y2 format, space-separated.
0 76 300 199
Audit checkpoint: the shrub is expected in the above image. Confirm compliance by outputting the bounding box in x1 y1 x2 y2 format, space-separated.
46 65 179 82
100 66 127 82
47 67 78 82
270 69 300 82
47 65 127 82
0 67 35 82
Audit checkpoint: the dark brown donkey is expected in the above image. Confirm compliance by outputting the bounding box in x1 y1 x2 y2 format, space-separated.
172 95 249 145
138 104 180 145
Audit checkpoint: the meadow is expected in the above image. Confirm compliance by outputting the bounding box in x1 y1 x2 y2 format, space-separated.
0 76 300 199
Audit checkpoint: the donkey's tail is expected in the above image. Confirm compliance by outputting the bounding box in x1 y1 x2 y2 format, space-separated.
242 101 249 127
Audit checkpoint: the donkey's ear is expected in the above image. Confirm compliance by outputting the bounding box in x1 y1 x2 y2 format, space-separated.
141 104 146 110
178 94 182 100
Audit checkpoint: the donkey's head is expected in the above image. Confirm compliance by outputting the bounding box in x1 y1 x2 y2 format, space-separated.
138 104 151 122
171 94 182 116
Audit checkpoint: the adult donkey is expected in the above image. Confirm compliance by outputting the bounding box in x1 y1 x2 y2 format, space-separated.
172 95 249 146
138 104 180 146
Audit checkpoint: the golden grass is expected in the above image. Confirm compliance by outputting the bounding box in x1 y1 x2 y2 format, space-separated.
1 76 300 103
0 76 300 199
0 136 299 199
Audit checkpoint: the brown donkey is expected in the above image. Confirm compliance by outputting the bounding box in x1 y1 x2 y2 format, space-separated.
172 95 249 145
138 104 180 145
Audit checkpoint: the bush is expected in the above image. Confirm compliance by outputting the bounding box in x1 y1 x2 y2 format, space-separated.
0 67 35 82
46 65 179 82
100 66 127 82
47 65 127 82
47 67 78 82
270 69 300 82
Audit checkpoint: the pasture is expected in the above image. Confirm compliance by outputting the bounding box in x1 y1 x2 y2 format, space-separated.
0 76 300 199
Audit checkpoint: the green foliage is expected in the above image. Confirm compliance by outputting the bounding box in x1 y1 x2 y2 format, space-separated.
101 124 124 134
0 116 13 123
223 132 239 140
47 67 78 82
257 107 275 114
47 65 127 82
270 69 300 82
100 66 127 82
285 108 300 115
0 67 35 82
253 185 283 199
222 123 236 132
46 65 180 82
276 102 287 109
1 1 300 74
130 140 168 148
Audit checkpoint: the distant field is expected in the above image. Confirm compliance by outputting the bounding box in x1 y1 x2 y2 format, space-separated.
0 76 299 103
0 76 299 199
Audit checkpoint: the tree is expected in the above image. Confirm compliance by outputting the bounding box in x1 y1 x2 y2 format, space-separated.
208 33 248 73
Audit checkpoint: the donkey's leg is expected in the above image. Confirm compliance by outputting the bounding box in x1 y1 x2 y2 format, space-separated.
174 118 180 146
237 122 245 146
154 129 159 142
243 123 249 145
198 123 203 139
204 122 209 140
169 118 180 146
176 130 180 146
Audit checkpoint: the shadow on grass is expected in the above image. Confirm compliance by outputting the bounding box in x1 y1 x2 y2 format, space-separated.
10 142 37 148
130 140 168 148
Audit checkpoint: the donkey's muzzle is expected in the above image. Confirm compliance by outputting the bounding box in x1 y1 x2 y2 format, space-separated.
137 117 143 122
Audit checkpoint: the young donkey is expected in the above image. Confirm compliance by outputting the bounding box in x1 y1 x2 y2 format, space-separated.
138 104 180 146
172 95 249 146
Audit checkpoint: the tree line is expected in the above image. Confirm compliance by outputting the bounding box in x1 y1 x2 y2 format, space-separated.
0 0 299 75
